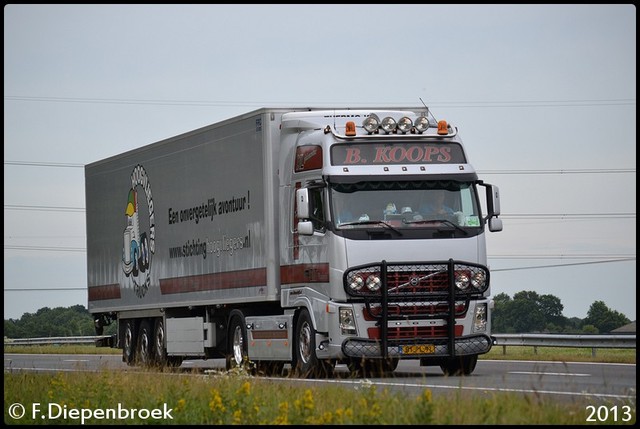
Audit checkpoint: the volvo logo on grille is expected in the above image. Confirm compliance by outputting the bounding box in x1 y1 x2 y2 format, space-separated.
409 276 420 286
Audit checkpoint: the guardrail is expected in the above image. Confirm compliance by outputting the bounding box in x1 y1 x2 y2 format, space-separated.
4 336 105 345
492 333 636 357
4 334 636 357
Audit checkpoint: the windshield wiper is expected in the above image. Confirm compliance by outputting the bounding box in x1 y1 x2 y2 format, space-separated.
404 218 468 235
338 220 403 236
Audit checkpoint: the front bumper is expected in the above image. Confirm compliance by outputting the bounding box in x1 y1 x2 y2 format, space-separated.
342 333 492 359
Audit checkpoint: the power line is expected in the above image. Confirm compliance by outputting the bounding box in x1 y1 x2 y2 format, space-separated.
4 245 85 252
492 258 635 272
4 95 636 108
4 287 86 291
4 161 635 175
4 204 84 212
479 168 635 175
5 204 634 220
3 258 635 293
501 214 635 219
491 254 636 259
4 161 84 168
5 244 634 261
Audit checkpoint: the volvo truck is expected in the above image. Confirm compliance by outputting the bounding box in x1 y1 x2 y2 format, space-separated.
85 106 503 377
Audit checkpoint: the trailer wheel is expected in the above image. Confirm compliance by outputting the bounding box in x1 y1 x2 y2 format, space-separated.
123 320 137 366
292 309 334 378
136 320 154 366
167 356 183 367
440 354 478 376
153 318 167 366
226 313 250 371
255 361 285 377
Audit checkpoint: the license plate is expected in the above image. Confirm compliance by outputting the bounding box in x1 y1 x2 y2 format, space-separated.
401 344 435 355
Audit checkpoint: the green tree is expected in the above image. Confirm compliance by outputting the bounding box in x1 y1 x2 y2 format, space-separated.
492 291 569 333
583 301 630 333
491 292 514 333
3 305 107 338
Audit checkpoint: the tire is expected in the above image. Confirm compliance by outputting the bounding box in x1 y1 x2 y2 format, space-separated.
167 356 183 368
347 357 398 377
292 309 334 378
255 361 285 376
153 318 167 367
122 320 137 366
440 355 478 376
225 312 250 371
136 319 153 367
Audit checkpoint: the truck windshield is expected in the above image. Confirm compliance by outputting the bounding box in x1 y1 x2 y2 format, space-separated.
330 180 481 229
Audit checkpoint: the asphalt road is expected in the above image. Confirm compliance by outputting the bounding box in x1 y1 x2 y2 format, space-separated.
4 353 635 404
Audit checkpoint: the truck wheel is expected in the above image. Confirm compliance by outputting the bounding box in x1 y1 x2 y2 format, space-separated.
255 361 285 376
440 355 478 376
123 320 137 366
226 313 250 371
153 318 167 366
136 320 153 367
347 357 398 377
167 356 183 367
292 309 334 378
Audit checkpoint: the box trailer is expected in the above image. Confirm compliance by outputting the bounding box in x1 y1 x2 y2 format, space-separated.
85 107 503 377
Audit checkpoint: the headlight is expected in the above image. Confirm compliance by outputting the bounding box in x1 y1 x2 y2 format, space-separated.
455 271 470 290
473 303 488 332
397 116 413 134
363 114 379 133
348 274 364 292
414 116 430 133
380 116 397 133
366 275 382 292
471 270 487 289
339 308 357 335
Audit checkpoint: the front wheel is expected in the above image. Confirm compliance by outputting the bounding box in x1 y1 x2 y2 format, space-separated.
347 357 398 377
292 309 334 378
440 355 478 376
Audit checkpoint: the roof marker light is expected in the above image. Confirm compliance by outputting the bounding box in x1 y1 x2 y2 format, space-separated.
437 120 449 135
345 121 356 136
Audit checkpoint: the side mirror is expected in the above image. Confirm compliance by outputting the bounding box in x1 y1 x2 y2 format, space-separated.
487 185 501 216
488 217 503 232
297 220 314 236
296 188 310 219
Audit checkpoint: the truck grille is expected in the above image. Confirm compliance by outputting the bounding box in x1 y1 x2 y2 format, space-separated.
344 259 488 331
342 260 491 359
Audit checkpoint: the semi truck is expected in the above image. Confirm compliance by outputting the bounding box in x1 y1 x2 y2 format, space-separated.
85 106 503 378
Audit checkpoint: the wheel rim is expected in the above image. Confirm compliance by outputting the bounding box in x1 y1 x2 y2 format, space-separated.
154 321 164 359
298 321 312 364
124 324 133 358
232 325 244 366
139 329 150 362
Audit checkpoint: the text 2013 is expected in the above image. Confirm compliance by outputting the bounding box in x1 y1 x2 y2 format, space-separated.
586 405 633 422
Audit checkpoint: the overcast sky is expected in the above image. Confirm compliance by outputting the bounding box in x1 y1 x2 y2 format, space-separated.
4 4 636 322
